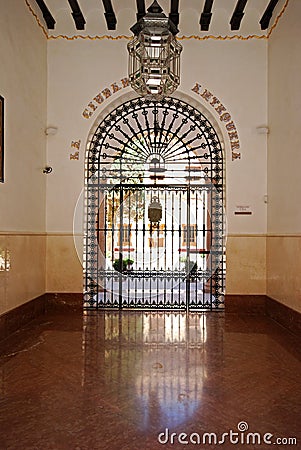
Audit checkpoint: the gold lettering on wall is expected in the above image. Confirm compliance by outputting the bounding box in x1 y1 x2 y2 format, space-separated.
191 83 201 94
88 102 97 111
82 109 92 119
82 77 241 161
191 82 241 160
232 152 241 160
111 83 121 93
70 151 79 160
102 88 111 99
120 78 130 88
228 131 239 141
71 140 81 150
82 77 130 119
220 113 231 122
215 104 226 115
200 89 212 101
230 141 240 151
94 94 104 104
70 140 81 160
210 97 220 107
226 121 236 131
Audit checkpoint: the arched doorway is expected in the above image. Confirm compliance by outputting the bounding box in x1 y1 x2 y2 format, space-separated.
84 96 225 310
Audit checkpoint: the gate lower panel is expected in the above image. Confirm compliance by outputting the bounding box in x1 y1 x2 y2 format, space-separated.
84 184 225 310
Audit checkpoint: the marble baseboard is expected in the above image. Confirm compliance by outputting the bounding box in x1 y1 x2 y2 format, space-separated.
0 295 46 342
1 293 300 342
226 294 301 338
266 296 301 338
0 293 83 342
45 293 83 312
225 294 266 314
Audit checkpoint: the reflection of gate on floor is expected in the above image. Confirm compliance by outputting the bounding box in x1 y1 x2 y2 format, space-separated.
84 96 225 310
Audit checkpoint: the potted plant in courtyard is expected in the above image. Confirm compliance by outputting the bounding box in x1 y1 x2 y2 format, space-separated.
180 257 197 276
124 258 134 271
113 258 134 272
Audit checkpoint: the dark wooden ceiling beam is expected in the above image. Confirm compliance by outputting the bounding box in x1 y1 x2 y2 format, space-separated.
34 0 56 29
260 0 279 30
102 0 117 30
200 0 214 31
136 0 146 21
67 0 86 30
230 0 248 31
169 0 179 27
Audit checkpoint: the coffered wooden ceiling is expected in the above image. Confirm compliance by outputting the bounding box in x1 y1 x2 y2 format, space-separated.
27 0 289 39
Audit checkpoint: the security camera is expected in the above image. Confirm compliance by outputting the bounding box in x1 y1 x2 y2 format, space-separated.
43 166 53 174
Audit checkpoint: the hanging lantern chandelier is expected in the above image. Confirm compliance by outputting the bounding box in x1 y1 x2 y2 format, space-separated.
148 195 163 224
127 0 182 101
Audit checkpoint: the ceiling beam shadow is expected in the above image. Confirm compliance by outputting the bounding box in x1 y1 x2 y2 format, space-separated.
102 0 117 30
260 0 279 30
34 0 56 29
136 0 146 21
200 0 214 31
169 0 179 27
230 0 248 31
67 0 86 30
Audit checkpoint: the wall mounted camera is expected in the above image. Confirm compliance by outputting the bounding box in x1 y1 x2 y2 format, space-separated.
43 166 53 174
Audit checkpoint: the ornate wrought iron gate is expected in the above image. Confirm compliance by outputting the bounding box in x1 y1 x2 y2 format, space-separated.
84 96 225 310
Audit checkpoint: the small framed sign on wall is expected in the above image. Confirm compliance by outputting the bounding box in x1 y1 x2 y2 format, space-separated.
0 95 4 182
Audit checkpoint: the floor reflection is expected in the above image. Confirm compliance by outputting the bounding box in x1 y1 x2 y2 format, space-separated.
0 309 300 449
83 311 223 431
0 249 10 272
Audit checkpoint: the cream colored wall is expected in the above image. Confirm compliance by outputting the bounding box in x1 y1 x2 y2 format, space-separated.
46 234 82 293
0 234 46 315
267 236 301 313
226 235 266 295
267 0 301 313
45 37 268 294
0 0 47 313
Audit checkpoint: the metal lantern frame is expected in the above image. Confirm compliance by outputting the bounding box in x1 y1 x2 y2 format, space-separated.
127 0 182 101
148 195 163 224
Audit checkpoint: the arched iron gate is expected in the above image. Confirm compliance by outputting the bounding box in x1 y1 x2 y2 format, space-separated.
84 97 225 310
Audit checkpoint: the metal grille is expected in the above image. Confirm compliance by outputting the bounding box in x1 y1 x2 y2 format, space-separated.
84 96 225 310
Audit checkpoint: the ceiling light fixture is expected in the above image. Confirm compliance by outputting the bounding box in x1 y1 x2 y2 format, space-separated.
127 0 182 101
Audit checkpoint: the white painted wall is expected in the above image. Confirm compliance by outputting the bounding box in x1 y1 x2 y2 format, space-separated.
268 0 301 234
0 0 47 232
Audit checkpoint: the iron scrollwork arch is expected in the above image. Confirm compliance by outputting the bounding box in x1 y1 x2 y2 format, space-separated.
84 96 225 310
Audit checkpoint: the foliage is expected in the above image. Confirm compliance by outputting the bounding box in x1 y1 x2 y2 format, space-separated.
113 258 134 272
180 258 197 274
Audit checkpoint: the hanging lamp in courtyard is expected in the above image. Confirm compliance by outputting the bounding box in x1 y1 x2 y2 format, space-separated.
127 0 182 101
148 195 162 224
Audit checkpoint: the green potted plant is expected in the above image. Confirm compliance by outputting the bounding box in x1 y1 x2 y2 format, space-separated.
124 258 134 270
180 257 197 275
113 258 134 272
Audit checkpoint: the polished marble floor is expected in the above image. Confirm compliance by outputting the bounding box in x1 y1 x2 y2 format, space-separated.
0 309 300 449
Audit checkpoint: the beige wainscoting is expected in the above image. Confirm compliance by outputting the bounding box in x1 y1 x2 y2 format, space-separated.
267 235 301 314
46 233 83 293
0 233 46 315
46 233 267 296
226 235 266 295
